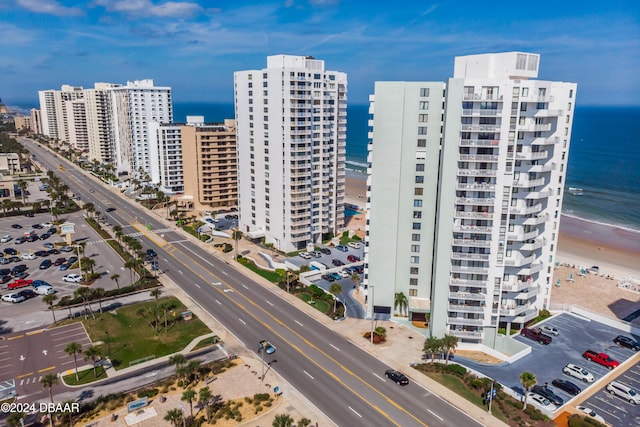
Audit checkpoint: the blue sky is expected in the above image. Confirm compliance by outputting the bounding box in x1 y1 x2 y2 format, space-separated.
1 0 638 107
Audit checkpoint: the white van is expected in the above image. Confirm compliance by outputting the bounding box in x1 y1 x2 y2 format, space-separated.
35 285 55 296
607 381 640 404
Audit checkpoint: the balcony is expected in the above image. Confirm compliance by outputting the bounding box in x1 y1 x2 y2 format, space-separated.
449 291 487 301
452 238 492 248
448 304 485 314
451 278 488 287
447 317 485 326
461 124 502 132
520 123 552 132
501 280 532 293
532 136 560 146
463 94 504 101
529 162 556 173
451 265 489 274
454 210 494 219
462 109 502 117
499 303 532 317
451 252 490 261
520 237 546 251
516 263 545 275
534 109 563 117
457 169 497 177
523 213 549 226
513 177 545 188
510 203 542 215
448 329 484 339
453 224 493 234
514 286 541 300
525 189 553 199
459 154 499 162
455 197 495 206
508 307 538 324
515 151 548 161
459 139 501 147
507 227 540 241
504 253 535 267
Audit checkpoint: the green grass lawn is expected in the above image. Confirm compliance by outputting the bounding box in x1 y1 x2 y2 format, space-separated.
237 257 283 283
191 335 221 351
81 297 211 370
63 365 107 386
297 292 331 314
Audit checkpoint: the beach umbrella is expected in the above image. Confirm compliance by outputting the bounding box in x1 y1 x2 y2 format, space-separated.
556 279 561 287
581 267 586 276
569 273 574 281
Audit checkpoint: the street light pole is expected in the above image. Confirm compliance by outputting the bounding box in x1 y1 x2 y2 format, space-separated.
488 380 494 414
370 285 374 344
260 348 265 381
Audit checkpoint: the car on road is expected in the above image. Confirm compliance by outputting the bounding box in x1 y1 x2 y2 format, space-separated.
21 252 36 260
551 379 581 395
4 248 17 255
17 289 37 300
258 340 276 354
527 392 556 411
106 207 116 212
531 385 563 406
347 241 361 249
62 273 83 283
385 369 409 385
576 406 605 423
614 335 640 351
0 235 12 243
541 325 559 336
39 259 52 269
11 224 23 229
335 245 348 252
563 363 595 383
347 255 360 263
53 257 66 266
2 293 25 303
146 249 157 258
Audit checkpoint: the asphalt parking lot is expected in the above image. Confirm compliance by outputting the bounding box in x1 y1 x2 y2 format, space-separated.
580 360 640 427
459 313 638 413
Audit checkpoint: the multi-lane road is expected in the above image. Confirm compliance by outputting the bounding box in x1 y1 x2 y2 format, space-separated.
23 138 482 427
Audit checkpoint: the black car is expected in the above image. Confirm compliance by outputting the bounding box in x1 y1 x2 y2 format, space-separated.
8 256 20 263
53 257 66 266
40 233 51 240
321 274 336 282
67 256 78 264
0 274 11 284
39 259 52 269
11 224 22 229
48 248 60 255
32 224 43 229
146 249 157 258
24 212 34 217
48 227 57 234
551 379 582 396
0 268 10 276
320 248 331 255
332 259 345 266
531 385 564 406
4 248 17 255
11 264 28 275
106 207 116 212
15 237 26 244
614 335 640 351
13 271 29 280
18 289 36 299
27 235 39 242
34 250 49 257
385 369 409 385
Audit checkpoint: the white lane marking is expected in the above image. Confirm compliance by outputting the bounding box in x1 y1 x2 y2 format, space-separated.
144 372 158 378
242 284 248 289
348 407 362 418
215 299 222 305
238 318 246 325
221 271 228 276
164 258 169 262
223 289 234 293
303 370 314 380
294 320 303 327
265 300 274 306
178 270 184 275
330 344 340 352
427 409 443 421
195 284 201 288
373 373 386 382
213 282 221 286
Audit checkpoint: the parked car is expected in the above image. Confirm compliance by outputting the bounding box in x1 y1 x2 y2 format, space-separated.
347 255 361 263
347 241 361 249
62 273 83 283
4 248 17 255
32 224 43 229
39 259 52 269
258 340 276 354
2 293 25 303
53 257 66 266
0 268 10 277
607 380 640 404
310 251 322 258
17 289 37 299
576 406 605 423
34 250 48 257
34 285 54 295
0 235 12 243
0 275 11 284
32 280 50 288
7 256 20 263
335 245 349 252
520 328 552 345
531 385 564 406
527 392 557 411
48 249 60 255
59 263 71 271
332 259 345 267
551 379 581 395
40 233 50 240
43 243 55 250
582 350 620 369
40 222 53 228
298 252 312 260
320 248 331 255
26 235 39 242
614 335 640 351
11 224 23 229
21 253 36 260
385 369 409 385
15 237 27 244
321 274 336 282
541 325 559 336
10 264 28 275
8 278 33 289
338 270 350 278
329 272 342 281
48 227 57 234
60 246 73 252
563 363 595 383
67 256 78 264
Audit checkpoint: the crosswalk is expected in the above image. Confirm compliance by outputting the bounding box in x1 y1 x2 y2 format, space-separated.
85 228 176 245
19 376 42 386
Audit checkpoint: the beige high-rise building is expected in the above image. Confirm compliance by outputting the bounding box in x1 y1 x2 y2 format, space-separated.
30 108 42 135
38 85 84 142
181 118 237 211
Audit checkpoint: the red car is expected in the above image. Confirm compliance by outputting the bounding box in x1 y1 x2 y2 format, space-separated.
347 255 360 263
8 278 33 290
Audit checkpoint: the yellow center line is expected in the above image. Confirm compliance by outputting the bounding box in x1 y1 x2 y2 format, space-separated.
7 335 24 341
166 243 427 427
38 366 56 373
17 372 33 379
26 330 44 336
131 223 168 248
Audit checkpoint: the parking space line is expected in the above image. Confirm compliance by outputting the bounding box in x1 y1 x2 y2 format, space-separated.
592 398 622 420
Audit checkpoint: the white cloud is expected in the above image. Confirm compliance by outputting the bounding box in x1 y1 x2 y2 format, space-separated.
16 0 83 16
0 22 34 44
95 0 203 18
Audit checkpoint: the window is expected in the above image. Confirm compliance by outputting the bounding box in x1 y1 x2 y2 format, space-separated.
413 211 422 219
411 234 420 242
413 199 423 207
516 54 527 70
418 127 427 135
420 88 430 97
416 164 425 172
419 101 429 110
414 188 423 195
410 267 419 274
410 256 420 264
520 103 527 112
569 89 573 98
417 139 426 147
415 176 424 183
409 278 418 286
418 114 428 122
409 289 417 297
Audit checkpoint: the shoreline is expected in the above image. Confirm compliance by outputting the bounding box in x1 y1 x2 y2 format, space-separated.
343 170 640 280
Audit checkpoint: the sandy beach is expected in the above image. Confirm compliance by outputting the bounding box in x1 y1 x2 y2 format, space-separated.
343 169 640 319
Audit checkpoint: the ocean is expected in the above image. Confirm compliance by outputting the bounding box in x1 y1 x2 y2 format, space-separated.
10 101 639 232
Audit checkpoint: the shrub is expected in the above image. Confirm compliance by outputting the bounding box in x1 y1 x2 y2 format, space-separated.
444 364 467 376
137 388 159 399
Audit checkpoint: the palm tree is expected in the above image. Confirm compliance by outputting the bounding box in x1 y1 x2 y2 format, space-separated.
93 288 105 313
163 408 184 427
110 273 120 289
329 283 342 314
80 257 96 277
113 225 123 243
168 354 187 377
198 386 213 422
59 295 73 319
181 389 196 418
297 418 312 427
441 334 458 365
124 259 137 285
41 373 59 403
1 199 12 215
423 336 443 363
42 294 58 324
394 292 408 316
74 287 93 319
83 202 95 218
272 413 295 427
84 346 102 378
520 371 537 409
16 179 28 204
64 342 83 381
150 288 162 307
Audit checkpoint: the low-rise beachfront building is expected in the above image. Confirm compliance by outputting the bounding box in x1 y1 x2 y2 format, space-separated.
365 52 577 350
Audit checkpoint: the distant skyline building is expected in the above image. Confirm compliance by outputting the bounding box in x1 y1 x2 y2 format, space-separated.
365 52 577 349
234 55 347 252
30 108 42 135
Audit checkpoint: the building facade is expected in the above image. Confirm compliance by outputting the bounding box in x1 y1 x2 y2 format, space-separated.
85 83 121 163
13 116 31 132
148 120 185 195
365 52 577 348
181 118 237 212
234 55 347 252
30 108 42 135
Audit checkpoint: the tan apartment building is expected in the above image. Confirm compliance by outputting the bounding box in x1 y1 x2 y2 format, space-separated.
0 153 21 175
14 116 31 132
181 118 237 212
